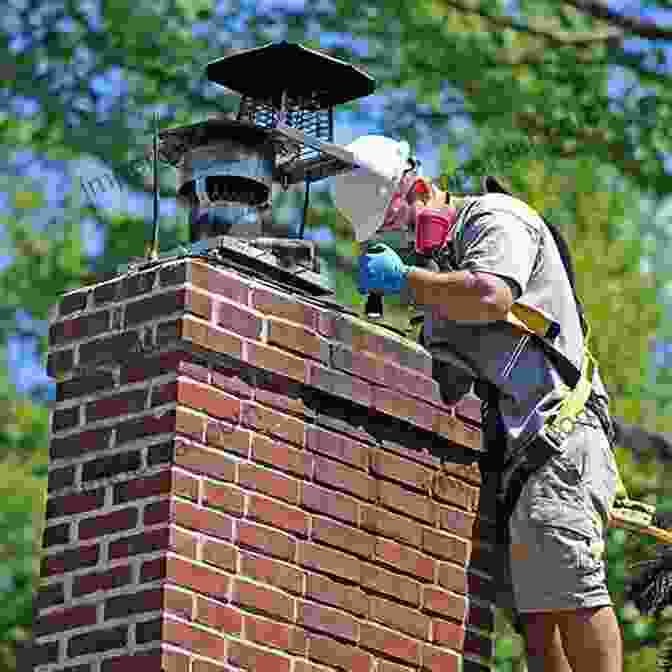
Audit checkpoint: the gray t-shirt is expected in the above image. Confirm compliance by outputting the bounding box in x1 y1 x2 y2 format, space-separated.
424 193 609 453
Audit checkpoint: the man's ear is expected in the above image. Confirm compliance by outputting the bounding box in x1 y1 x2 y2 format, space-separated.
482 175 512 195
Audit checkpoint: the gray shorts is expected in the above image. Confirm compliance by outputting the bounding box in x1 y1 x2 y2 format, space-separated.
501 408 621 614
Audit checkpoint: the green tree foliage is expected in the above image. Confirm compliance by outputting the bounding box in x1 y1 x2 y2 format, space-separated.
2 1 672 671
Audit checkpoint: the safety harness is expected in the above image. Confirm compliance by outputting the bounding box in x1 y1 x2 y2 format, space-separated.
419 199 627 538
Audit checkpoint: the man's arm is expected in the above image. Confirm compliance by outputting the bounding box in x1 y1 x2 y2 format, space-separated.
407 268 515 323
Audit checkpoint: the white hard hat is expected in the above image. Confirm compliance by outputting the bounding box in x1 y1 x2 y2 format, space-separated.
332 135 412 242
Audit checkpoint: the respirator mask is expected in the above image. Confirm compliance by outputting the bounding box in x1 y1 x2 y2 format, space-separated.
381 167 459 257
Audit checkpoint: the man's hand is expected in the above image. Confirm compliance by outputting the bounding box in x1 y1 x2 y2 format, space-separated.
358 243 411 295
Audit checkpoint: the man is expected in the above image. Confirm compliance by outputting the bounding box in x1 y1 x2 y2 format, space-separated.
358 177 623 672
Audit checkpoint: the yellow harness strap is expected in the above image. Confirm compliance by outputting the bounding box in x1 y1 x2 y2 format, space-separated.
505 303 628 500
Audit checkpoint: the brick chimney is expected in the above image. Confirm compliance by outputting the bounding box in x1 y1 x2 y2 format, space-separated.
30 253 497 672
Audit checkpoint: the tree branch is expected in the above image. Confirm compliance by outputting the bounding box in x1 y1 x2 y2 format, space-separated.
562 0 672 41
437 0 622 45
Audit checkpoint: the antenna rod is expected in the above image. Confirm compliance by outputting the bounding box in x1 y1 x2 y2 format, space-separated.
148 110 160 260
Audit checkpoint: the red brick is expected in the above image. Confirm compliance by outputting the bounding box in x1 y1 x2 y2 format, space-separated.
331 345 386 386
164 615 227 660
429 472 480 511
378 662 415 672
374 538 435 582
46 488 105 520
268 317 328 362
124 288 209 326
41 544 99 577
228 641 291 672
113 470 172 504
237 520 296 561
166 555 230 600
212 365 254 398
306 427 369 470
245 615 306 653
180 360 210 383
50 427 111 459
432 619 465 648
121 350 190 385
246 341 307 383
34 604 97 636
181 316 244 359
439 505 476 538
143 500 172 525
174 441 237 481
50 310 110 346
299 543 361 583
174 470 199 501
301 484 359 525
202 539 237 571
78 507 138 540
360 564 420 606
373 387 435 432
203 481 244 516
238 462 300 504
240 552 304 595
232 578 294 621
141 557 167 582
104 588 163 619
189 260 251 304
195 596 242 635
360 505 421 547
312 517 375 558
371 451 433 491
251 286 319 329
314 456 374 501
298 601 358 642
177 380 240 423
377 480 436 524
248 495 309 536
170 527 198 559
305 573 368 617
164 586 194 620
251 435 313 478
307 634 372 672
369 596 430 640
423 587 467 622
86 389 148 422
455 396 482 425
191 661 228 672
254 371 312 418
102 650 188 672
307 364 373 408
206 423 251 456
438 563 468 594
108 527 170 559
421 645 460 672
433 413 482 451
422 529 470 565
242 402 306 447
216 299 263 339
360 623 421 665
151 381 177 407
174 499 233 541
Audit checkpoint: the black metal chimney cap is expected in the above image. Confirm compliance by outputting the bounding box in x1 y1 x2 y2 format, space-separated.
206 41 376 108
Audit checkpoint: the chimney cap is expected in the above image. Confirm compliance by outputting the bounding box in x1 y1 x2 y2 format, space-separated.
205 41 376 109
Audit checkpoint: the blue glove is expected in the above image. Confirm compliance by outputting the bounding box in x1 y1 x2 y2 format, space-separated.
358 243 411 295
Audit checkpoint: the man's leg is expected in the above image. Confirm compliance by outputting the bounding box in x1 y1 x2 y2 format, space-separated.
520 612 572 672
556 606 622 672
